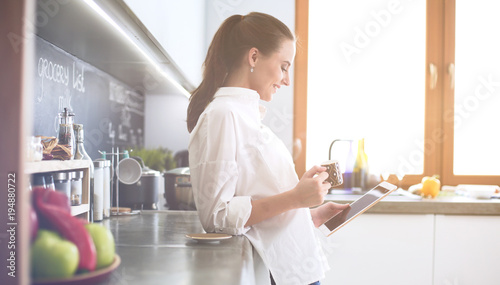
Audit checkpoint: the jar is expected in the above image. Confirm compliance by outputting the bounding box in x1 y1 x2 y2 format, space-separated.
28 136 43 162
71 171 84 206
31 174 46 189
53 172 71 200
45 174 55 191
93 161 105 221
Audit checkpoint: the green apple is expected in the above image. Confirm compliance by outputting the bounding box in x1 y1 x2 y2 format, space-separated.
84 223 115 269
31 230 79 279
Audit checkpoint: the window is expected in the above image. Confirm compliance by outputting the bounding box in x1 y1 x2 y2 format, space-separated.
294 0 500 186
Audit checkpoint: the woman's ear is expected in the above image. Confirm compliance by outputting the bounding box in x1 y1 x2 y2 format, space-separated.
247 47 259 68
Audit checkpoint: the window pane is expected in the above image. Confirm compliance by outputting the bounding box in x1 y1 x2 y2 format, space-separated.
307 0 426 176
454 0 500 175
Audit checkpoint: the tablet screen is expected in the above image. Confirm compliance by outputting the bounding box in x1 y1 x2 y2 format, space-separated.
323 184 395 232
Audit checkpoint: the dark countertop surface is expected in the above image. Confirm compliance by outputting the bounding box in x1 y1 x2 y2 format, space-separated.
97 211 262 285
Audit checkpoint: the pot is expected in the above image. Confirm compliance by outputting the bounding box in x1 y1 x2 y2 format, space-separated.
163 167 195 210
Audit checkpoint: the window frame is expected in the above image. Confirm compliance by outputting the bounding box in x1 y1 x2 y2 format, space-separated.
294 0 500 187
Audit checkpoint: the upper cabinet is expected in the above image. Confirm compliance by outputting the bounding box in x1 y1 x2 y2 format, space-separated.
35 0 196 96
123 0 206 87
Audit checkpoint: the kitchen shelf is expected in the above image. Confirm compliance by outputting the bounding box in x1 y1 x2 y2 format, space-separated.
71 204 90 217
25 160 91 174
26 160 91 221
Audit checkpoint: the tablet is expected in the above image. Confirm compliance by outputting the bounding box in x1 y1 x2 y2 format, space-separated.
319 181 398 236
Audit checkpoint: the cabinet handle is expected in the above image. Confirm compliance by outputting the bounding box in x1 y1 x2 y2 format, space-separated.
429 63 438 90
448 63 455 89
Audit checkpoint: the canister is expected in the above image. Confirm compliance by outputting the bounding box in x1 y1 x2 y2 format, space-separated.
70 171 84 206
93 161 105 221
53 171 71 200
101 160 111 218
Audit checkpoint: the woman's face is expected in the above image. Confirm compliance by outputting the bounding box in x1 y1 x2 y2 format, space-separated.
250 40 296 102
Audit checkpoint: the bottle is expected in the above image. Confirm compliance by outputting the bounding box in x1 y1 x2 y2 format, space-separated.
353 138 369 191
73 124 95 222
56 108 75 160
343 140 356 190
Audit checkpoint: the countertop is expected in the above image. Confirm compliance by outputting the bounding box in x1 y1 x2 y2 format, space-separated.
326 189 500 215
97 211 264 285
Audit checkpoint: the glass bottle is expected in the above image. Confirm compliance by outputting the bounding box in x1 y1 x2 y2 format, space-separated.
73 124 95 221
56 108 75 160
343 140 356 191
353 138 369 191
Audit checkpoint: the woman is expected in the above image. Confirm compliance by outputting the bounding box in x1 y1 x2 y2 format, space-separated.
187 12 348 285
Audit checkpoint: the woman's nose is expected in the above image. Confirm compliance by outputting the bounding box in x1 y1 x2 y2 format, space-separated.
282 73 290 86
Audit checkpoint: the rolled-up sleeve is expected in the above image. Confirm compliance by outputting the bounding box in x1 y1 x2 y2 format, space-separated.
190 161 252 235
189 107 252 235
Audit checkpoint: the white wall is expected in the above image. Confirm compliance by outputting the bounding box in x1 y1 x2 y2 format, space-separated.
144 94 190 154
126 0 296 155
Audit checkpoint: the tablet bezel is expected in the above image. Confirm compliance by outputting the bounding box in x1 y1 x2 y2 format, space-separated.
319 181 398 236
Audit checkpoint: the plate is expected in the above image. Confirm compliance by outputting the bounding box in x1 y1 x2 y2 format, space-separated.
33 254 121 285
185 233 232 242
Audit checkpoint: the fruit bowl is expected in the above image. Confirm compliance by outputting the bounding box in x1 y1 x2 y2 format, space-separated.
32 254 121 285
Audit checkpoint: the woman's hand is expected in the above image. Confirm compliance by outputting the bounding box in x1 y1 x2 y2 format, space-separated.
291 165 332 208
244 165 333 227
310 202 350 228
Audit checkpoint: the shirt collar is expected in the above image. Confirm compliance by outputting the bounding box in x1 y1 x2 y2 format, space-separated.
214 87 266 121
214 87 260 100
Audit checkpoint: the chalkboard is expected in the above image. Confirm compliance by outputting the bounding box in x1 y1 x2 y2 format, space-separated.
33 36 144 160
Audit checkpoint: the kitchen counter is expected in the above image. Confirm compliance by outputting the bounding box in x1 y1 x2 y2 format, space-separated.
97 211 265 285
326 190 500 215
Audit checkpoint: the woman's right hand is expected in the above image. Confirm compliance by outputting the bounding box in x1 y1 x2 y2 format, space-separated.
291 165 331 208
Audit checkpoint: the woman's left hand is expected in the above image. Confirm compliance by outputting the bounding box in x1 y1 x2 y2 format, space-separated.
310 202 350 228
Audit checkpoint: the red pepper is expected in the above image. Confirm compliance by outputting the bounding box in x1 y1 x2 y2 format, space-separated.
32 186 70 213
33 187 97 271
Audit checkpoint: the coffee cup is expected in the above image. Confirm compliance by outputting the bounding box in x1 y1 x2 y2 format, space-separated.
321 160 343 187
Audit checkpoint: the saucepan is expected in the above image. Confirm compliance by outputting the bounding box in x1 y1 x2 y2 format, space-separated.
163 167 195 210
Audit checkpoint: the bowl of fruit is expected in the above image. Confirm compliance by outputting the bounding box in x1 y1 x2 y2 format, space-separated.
30 187 120 284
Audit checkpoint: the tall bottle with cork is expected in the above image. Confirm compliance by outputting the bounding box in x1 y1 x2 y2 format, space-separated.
353 138 369 191
73 124 94 222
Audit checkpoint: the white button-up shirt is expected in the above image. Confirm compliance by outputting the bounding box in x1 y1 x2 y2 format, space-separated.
189 87 329 285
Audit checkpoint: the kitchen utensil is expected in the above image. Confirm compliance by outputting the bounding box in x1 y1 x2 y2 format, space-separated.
116 157 142 185
163 167 194 210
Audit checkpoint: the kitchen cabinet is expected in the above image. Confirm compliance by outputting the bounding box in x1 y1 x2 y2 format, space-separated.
35 0 195 96
25 160 91 221
320 214 435 285
433 215 500 285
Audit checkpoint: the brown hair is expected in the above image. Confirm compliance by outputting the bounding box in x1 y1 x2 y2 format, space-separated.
187 12 295 132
